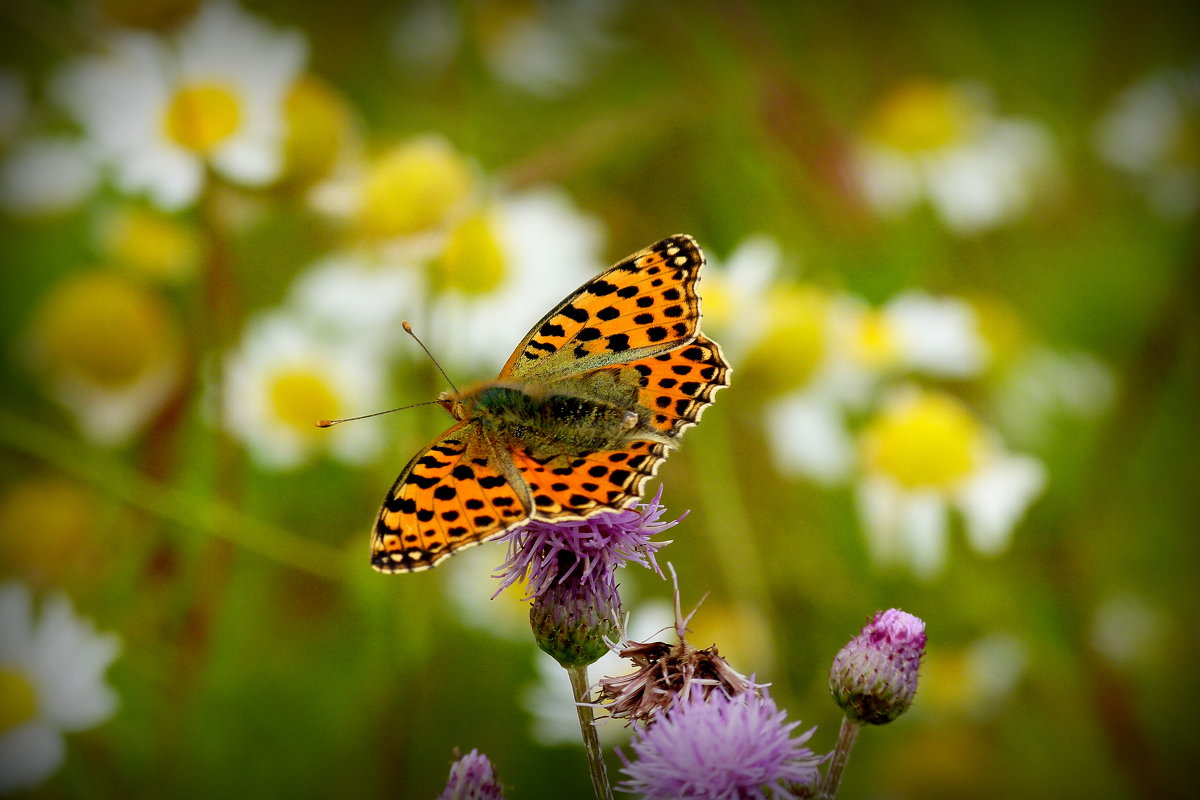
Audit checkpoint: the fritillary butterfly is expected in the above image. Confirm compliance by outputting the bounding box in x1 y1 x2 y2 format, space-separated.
372 234 730 572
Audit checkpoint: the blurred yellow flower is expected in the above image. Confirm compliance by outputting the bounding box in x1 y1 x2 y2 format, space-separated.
740 285 834 397
868 79 979 154
356 137 475 240
433 210 508 296
27 271 182 444
100 206 201 282
278 74 357 190
862 391 984 490
0 478 103 585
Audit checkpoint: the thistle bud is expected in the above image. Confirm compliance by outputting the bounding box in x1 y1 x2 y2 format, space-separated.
830 609 926 725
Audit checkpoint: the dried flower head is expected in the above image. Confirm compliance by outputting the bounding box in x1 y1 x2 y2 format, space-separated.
599 574 755 724
829 608 927 725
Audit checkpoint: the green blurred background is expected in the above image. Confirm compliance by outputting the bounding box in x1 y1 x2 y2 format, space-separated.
1 1 1197 797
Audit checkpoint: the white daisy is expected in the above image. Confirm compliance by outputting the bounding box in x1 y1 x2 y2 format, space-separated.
854 79 1056 234
392 0 619 97
992 347 1114 445
286 252 422 358
0 582 120 794
1094 63 1199 219
222 311 387 470
55 1 306 209
856 387 1046 578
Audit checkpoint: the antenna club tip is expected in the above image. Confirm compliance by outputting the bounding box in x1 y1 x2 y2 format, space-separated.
315 419 333 428
402 320 414 334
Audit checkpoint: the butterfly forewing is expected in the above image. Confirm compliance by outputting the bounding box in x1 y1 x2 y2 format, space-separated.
501 234 704 381
372 424 529 572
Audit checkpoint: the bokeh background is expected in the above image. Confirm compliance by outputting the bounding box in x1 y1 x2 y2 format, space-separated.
1 1 1197 797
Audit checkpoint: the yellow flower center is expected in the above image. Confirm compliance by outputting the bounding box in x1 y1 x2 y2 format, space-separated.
267 368 341 437
279 75 353 188
849 309 901 370
357 138 474 239
162 82 243 154
742 286 831 396
870 80 976 154
0 479 95 579
104 208 200 282
30 272 179 390
862 391 985 489
433 211 506 295
0 667 38 734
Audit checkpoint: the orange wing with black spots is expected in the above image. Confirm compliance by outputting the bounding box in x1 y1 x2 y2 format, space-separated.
627 334 730 436
512 440 668 520
371 424 529 573
501 234 704 380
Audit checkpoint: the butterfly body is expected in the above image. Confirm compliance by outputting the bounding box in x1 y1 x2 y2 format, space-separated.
373 234 730 573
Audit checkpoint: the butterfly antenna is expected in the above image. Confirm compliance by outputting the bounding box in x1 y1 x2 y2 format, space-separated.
316 400 442 428
403 320 459 394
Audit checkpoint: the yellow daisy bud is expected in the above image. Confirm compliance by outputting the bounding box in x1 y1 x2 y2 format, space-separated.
278 75 356 190
100 207 200 283
861 390 985 489
432 210 507 295
868 80 977 154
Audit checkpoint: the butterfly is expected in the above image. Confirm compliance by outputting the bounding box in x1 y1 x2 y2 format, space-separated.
372 234 730 573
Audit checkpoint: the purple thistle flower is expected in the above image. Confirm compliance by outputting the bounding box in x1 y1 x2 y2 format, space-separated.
493 486 681 598
617 688 823 800
437 748 505 800
829 608 927 725
494 487 684 667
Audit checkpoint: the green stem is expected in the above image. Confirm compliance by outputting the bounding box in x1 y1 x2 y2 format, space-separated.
819 717 861 799
565 663 614 800
0 408 345 581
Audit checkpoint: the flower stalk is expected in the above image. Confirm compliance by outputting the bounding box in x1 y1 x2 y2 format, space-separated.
566 663 614 800
819 716 861 799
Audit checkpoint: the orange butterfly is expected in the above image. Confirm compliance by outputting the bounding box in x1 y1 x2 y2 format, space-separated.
372 234 730 573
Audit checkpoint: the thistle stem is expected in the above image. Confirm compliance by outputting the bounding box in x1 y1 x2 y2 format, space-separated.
820 716 861 799
565 663 614 800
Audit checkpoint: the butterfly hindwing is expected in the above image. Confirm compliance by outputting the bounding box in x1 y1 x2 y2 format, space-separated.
501 234 704 381
512 440 668 520
372 423 529 573
628 334 730 436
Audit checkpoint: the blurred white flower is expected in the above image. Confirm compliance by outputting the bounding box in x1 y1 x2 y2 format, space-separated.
1094 63 1199 219
523 599 673 746
1090 593 1165 668
444 547 532 641
0 137 99 216
993 347 1114 444
55 0 306 209
701 234 786 360
429 186 605 372
287 252 421 358
0 583 120 793
223 311 387 469
856 387 1046 578
924 633 1026 719
393 0 619 97
854 79 1056 234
